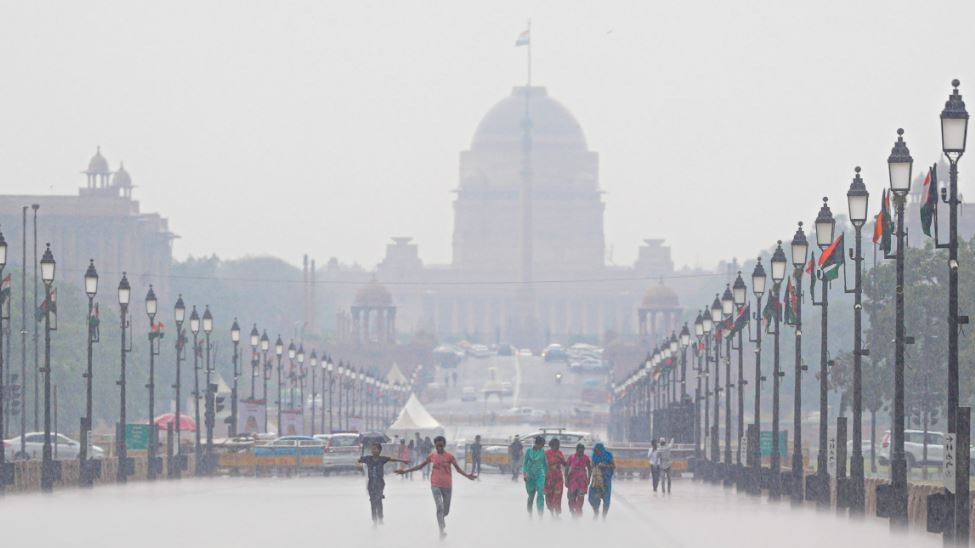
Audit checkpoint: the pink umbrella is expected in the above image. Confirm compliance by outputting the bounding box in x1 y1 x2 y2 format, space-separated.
154 413 197 432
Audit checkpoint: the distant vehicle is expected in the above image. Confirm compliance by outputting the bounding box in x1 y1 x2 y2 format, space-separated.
497 344 514 356
315 433 363 473
254 435 324 457
518 348 534 357
5 433 105 460
482 429 594 472
570 357 606 372
500 381 514 396
461 386 478 402
543 344 567 362
878 429 975 471
468 344 491 358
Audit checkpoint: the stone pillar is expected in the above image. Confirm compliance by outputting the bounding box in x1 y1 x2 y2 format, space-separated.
363 307 371 345
388 308 396 344
352 307 361 346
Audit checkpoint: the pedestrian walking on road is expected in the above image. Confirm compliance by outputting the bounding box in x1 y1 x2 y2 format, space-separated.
509 435 524 481
523 436 548 517
421 436 434 478
566 443 591 517
588 443 615 519
396 435 476 540
544 438 567 516
470 435 483 476
358 443 409 526
648 439 661 492
399 439 413 480
658 438 673 494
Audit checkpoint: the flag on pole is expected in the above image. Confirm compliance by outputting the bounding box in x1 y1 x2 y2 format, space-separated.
818 233 845 281
515 28 530 47
784 277 798 326
35 287 56 321
725 304 749 340
763 287 782 333
920 163 939 237
879 190 893 254
0 274 10 299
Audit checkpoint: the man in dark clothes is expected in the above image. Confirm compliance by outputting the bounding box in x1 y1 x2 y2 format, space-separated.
470 435 483 476
358 443 408 526
509 435 524 481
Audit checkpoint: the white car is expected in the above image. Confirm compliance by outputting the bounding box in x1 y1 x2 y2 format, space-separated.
315 433 363 473
878 429 975 470
518 348 533 357
468 345 491 358
5 432 106 460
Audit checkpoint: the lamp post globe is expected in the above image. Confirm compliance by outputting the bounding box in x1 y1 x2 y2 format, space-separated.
84 259 98 298
189 307 200 335
770 243 787 284
249 325 259 348
721 285 734 316
733 272 747 307
174 295 185 325
815 197 836 249
710 295 722 324
231 319 241 343
297 345 305 365
202 306 213 334
680 324 691 348
145 286 157 321
888 129 914 197
942 79 969 158
847 167 870 228
261 331 269 352
275 337 284 357
791 222 809 269
40 244 55 285
752 260 767 297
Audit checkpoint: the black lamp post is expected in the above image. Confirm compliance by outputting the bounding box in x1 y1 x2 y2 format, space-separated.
274 336 284 434
721 286 734 483
710 295 722 474
172 295 185 479
732 273 747 475
887 128 913 528
337 362 345 431
39 244 55 492
309 351 318 435
749 259 767 493
0 230 6 491
287 341 296 411
326 357 335 433
230 319 240 438
702 307 714 477
846 166 870 516
79 259 98 486
811 197 836 508
296 345 305 431
790 222 808 503
693 313 704 463
117 272 131 483
260 331 269 432
189 306 201 474
770 242 788 499
941 79 970 544
202 306 214 473
248 325 259 400
145 286 160 480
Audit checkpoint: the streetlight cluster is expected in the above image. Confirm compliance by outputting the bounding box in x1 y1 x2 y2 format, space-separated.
608 80 969 540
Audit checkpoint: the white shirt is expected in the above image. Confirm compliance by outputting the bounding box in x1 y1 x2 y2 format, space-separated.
648 448 660 466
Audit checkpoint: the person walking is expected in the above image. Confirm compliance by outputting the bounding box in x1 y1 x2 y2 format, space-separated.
396 435 477 539
421 436 434 479
658 438 673 494
648 439 661 492
523 436 548 517
509 435 524 481
470 435 483 477
544 438 567 516
588 443 615 519
399 439 413 480
358 443 409 526
566 443 591 517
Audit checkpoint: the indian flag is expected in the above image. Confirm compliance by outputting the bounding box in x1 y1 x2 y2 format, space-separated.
818 233 845 281
515 28 530 47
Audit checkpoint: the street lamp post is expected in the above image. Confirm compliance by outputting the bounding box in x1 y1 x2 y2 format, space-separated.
172 296 186 478
287 341 296 412
309 351 318 435
337 363 345 431
296 345 305 432
941 79 970 544
721 286 734 485
846 166 870 516
791 222 808 503
887 128 913 528
202 306 214 474
260 331 269 432
145 286 160 481
0 231 6 491
749 259 767 494
770 243 788 499
275 336 284 434
811 197 836 509
694 314 704 464
249 325 259 401
39 245 55 492
79 259 98 486
710 295 722 477
680 324 691 402
189 306 201 474
732 273 747 479
116 272 131 484
230 319 240 438
702 309 713 479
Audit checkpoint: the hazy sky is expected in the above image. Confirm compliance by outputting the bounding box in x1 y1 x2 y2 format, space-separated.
1 1 973 271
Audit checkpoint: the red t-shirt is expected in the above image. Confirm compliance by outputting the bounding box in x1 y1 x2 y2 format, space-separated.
429 451 456 488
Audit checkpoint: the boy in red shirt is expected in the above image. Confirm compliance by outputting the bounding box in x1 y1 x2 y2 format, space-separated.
396 435 476 539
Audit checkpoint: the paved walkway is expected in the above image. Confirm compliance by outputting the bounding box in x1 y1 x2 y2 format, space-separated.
2 474 940 547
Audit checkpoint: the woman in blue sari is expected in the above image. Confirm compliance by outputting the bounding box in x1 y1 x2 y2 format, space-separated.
588 443 615 518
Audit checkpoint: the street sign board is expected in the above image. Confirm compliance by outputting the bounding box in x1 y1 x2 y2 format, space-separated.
758 431 788 456
827 437 837 475
125 424 152 451
944 433 956 493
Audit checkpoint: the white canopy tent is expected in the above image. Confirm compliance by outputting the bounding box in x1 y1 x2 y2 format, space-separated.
387 394 444 438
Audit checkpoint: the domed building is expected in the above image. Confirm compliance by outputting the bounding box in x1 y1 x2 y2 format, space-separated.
638 281 682 343
350 277 396 346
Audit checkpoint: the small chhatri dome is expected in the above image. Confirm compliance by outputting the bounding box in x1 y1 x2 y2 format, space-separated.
641 280 680 309
112 162 132 187
354 275 393 307
87 146 110 174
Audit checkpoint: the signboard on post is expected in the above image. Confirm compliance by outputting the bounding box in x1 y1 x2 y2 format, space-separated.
944 433 956 493
827 437 837 475
239 399 267 434
125 424 152 451
758 431 788 457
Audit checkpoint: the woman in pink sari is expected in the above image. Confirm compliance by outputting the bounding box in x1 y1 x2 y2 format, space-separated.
544 438 567 516
565 443 592 517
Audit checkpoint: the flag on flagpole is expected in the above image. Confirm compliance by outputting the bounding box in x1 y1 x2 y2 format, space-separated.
920 163 939 237
725 304 749 340
818 233 845 281
515 28 530 47
0 274 10 299
784 277 798 326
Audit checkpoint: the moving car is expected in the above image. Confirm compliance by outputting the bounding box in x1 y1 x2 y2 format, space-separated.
878 429 975 471
461 386 478 402
4 433 106 460
314 433 364 473
543 344 567 362
253 435 324 457
518 348 533 357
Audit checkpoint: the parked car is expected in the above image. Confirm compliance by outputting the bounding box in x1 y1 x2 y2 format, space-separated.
254 435 324 457
543 344 567 362
468 344 491 358
518 348 534 357
878 429 975 471
4 432 106 460
497 344 514 356
461 386 478 402
314 433 363 474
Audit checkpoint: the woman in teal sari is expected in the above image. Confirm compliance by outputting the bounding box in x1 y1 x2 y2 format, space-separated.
588 443 615 518
522 436 547 516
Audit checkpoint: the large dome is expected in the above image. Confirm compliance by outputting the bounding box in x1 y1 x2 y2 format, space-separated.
87 146 109 174
354 276 393 307
471 86 587 149
641 281 680 309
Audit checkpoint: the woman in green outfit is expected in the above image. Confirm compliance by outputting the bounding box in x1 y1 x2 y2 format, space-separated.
522 436 548 517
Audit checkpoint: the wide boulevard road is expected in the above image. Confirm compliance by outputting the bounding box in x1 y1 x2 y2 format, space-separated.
7 474 938 547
